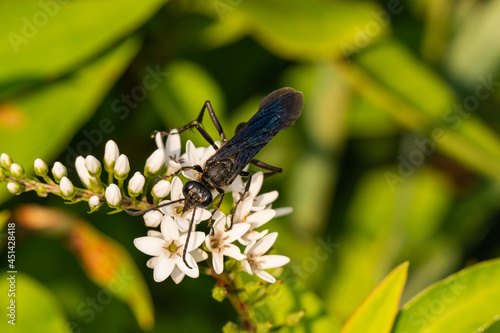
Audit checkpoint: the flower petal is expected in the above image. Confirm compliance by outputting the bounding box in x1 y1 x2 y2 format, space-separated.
170 266 185 284
147 230 162 238
223 243 246 261
200 143 217 167
273 207 293 217
153 254 175 282
146 257 158 269
184 231 206 252
254 190 279 207
212 251 224 274
171 176 183 199
191 248 208 262
250 232 278 255
248 171 264 197
175 216 189 232
165 129 181 163
245 209 276 228
241 260 253 275
233 196 253 223
258 255 290 269
254 269 276 283
186 140 200 166
175 254 199 278
225 223 251 243
160 215 179 241
134 237 165 256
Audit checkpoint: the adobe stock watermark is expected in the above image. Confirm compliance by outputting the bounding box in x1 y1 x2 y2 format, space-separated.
407 278 466 329
340 0 407 62
212 0 244 21
251 235 339 322
7 0 69 54
62 267 136 333
62 65 168 170
385 74 500 191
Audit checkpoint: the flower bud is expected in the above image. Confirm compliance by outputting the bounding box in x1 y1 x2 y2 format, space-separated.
128 171 145 197
152 180 171 199
52 162 67 183
89 195 100 209
144 210 163 227
1 153 13 170
34 158 48 177
0 168 5 181
144 148 165 176
75 156 98 189
85 155 102 177
60 177 75 200
7 182 22 195
105 184 122 208
104 140 119 171
114 154 130 180
10 163 25 179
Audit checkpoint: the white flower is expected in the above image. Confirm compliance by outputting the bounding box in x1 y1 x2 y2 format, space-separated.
160 176 211 231
75 156 98 189
205 213 250 274
34 158 48 176
128 171 145 196
144 229 208 284
164 129 182 174
152 180 171 198
7 182 22 195
241 232 290 283
144 210 163 227
104 140 119 171
181 140 218 180
51 162 67 183
85 155 102 177
114 154 130 180
134 216 206 282
89 195 100 209
1 153 13 170
144 148 165 176
60 176 75 199
105 184 122 207
10 163 25 179
233 172 279 212
232 196 276 245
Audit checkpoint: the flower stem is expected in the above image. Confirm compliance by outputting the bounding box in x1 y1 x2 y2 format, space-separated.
207 264 256 331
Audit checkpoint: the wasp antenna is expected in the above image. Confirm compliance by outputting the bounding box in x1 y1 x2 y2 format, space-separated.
124 198 186 216
182 206 197 269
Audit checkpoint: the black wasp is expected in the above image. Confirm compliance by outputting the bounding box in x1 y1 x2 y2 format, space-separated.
127 87 303 268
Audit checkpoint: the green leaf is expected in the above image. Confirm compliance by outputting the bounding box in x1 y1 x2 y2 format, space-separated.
343 38 500 182
0 273 70 333
340 262 408 333
0 0 166 88
0 36 141 205
392 259 500 333
12 204 155 331
148 59 225 146
444 0 500 87
191 0 384 61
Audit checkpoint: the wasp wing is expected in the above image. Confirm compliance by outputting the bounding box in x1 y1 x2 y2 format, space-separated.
208 87 303 180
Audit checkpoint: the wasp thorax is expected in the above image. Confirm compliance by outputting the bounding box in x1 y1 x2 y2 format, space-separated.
182 181 213 208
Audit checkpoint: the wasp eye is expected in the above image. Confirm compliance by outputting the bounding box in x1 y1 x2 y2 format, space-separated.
200 192 213 208
183 181 199 198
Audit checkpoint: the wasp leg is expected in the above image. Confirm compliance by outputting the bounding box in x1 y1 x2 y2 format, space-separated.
250 159 282 178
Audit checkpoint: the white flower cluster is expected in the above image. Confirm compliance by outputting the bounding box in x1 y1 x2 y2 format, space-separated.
133 132 291 284
1 130 291 284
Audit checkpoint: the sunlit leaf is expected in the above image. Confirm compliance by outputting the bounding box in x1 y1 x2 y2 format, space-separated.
0 273 70 333
393 259 500 333
13 204 155 331
0 0 166 90
340 262 408 333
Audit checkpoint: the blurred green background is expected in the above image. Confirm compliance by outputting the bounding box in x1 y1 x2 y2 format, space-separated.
1 0 500 332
